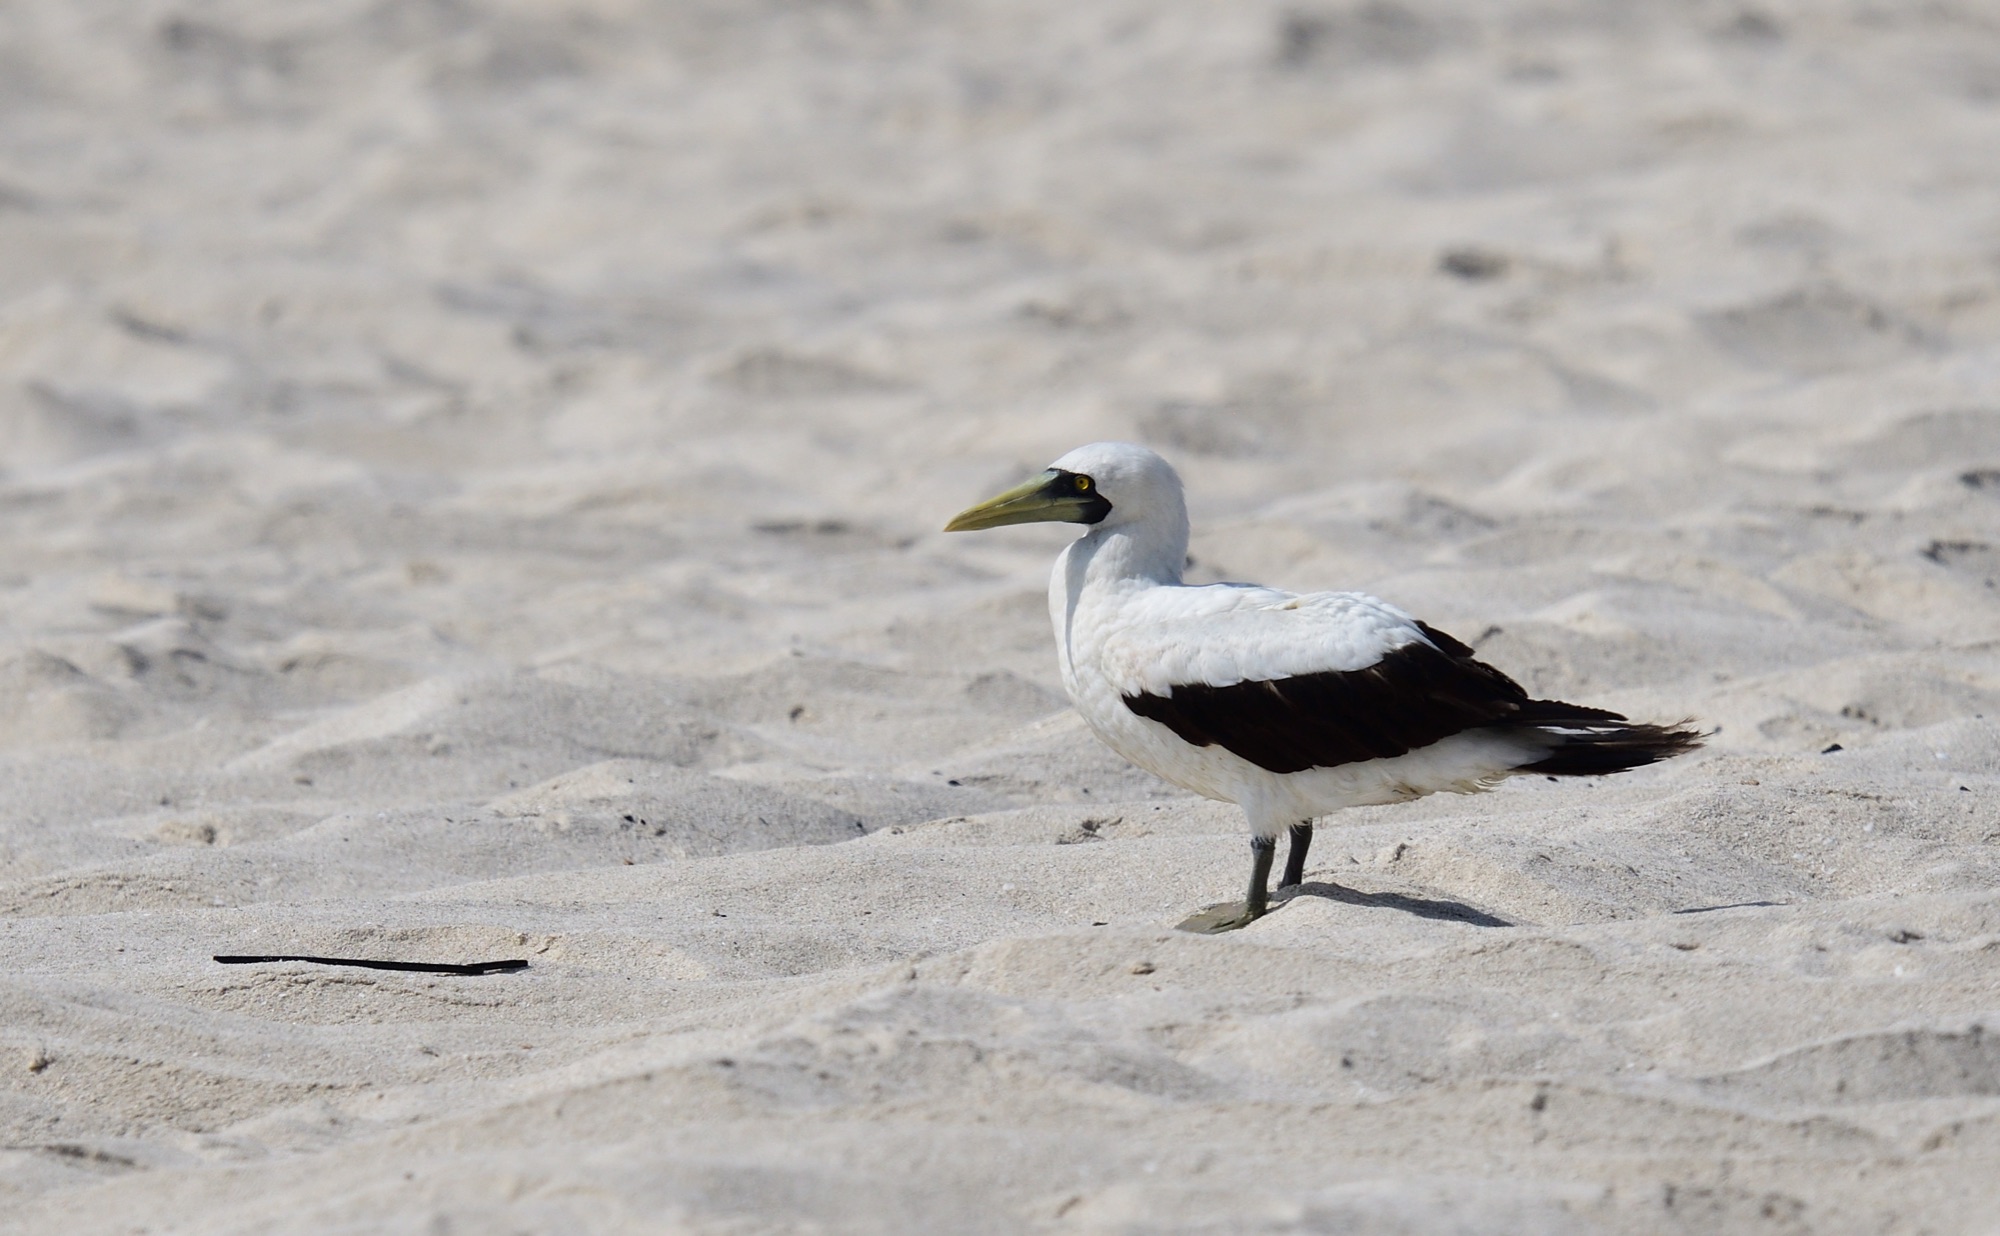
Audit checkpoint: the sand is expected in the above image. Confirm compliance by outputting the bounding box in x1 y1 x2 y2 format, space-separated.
2 1 1999 1231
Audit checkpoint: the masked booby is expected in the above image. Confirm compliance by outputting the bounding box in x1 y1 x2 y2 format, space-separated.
945 442 1702 933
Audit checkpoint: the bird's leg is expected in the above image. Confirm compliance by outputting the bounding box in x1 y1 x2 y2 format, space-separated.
1176 835 1276 934
1245 834 1275 917
1279 821 1313 888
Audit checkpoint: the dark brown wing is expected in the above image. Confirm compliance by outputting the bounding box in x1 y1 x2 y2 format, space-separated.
1121 624 1536 775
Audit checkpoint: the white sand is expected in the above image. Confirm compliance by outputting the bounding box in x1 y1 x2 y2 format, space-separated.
3 1 1999 1231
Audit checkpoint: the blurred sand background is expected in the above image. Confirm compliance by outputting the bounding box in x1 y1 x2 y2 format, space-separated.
3 1 2000 1231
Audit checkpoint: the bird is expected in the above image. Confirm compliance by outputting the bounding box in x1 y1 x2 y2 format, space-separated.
944 442 1702 933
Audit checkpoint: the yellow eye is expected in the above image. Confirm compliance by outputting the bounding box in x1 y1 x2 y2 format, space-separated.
1075 476 1092 491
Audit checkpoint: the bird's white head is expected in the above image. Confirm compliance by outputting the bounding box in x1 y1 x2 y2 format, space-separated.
943 442 1191 581
943 441 1185 536
1046 441 1185 533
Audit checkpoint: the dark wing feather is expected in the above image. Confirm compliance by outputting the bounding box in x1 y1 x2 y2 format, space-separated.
1121 628 1530 775
1123 620 1703 776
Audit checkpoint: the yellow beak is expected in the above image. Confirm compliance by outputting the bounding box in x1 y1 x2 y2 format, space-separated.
944 470 1097 531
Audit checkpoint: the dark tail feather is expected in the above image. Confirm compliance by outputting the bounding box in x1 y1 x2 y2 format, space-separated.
1509 700 1705 776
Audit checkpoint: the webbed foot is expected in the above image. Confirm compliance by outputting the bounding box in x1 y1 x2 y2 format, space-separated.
1180 835 1278 933
1175 901 1265 934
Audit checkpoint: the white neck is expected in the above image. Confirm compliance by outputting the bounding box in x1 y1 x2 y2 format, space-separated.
1050 516 1185 694
1070 515 1188 588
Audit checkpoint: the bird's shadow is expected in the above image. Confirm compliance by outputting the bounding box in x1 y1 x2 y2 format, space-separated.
1276 880 1513 928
